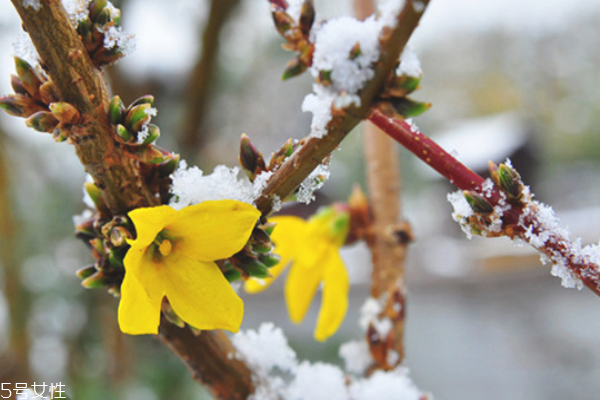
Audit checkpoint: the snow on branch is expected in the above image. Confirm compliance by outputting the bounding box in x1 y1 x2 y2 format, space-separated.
369 110 600 297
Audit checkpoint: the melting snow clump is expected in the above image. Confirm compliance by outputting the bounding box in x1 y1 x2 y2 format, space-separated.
339 340 372 375
23 0 41 11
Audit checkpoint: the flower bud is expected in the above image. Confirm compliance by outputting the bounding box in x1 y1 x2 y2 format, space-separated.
26 111 59 133
89 0 108 22
258 253 281 268
239 133 266 180
388 97 431 118
129 94 154 108
81 271 110 288
108 95 125 124
76 265 97 280
282 56 307 80
39 81 59 104
244 258 271 278
49 102 80 125
10 75 28 95
14 57 43 99
463 191 494 214
125 103 153 133
299 0 315 37
116 124 132 141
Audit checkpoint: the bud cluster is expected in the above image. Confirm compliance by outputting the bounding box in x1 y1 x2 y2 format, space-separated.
375 60 430 119
0 57 82 141
75 182 133 294
219 222 281 283
76 0 130 67
271 0 316 80
460 161 526 237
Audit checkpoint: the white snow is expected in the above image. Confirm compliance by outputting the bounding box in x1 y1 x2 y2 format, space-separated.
397 46 422 78
339 340 372 375
169 162 273 209
232 322 297 373
288 362 348 400
23 0 41 11
349 368 422 400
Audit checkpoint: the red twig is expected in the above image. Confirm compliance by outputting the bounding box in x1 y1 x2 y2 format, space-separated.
369 109 487 193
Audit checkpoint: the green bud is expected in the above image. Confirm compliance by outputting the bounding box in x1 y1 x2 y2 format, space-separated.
14 57 43 99
129 94 155 108
318 70 332 86
10 75 28 95
299 0 315 37
89 0 108 22
96 6 120 26
116 124 132 141
282 56 308 80
124 103 153 133
258 253 281 268
81 271 110 288
108 95 125 124
244 259 271 278
387 75 421 97
49 102 80 125
39 81 59 105
272 9 295 38
76 265 97 280
224 269 242 282
262 222 276 236
497 163 522 201
388 97 431 118
108 249 124 269
26 111 59 133
140 124 161 145
251 228 273 253
463 191 494 214
157 153 181 178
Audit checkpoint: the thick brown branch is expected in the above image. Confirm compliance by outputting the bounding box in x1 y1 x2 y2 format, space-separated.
180 0 241 159
11 0 156 215
10 1 255 396
255 0 430 215
158 318 255 400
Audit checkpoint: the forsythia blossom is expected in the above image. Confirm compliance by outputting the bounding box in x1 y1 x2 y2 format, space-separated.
119 200 260 335
245 206 350 341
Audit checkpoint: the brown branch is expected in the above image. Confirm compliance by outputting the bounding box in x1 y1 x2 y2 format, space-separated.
11 0 156 215
9 0 428 397
179 0 241 160
255 0 431 216
354 0 410 370
158 318 254 400
10 1 255 397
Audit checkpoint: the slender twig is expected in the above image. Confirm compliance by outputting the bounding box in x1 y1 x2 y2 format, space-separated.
354 0 411 370
255 0 431 216
180 0 241 160
369 109 600 297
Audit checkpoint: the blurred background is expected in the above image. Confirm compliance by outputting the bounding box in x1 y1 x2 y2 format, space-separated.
1 0 600 399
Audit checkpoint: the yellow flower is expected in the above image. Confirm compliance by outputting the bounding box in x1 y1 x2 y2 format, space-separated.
119 200 260 335
245 206 350 341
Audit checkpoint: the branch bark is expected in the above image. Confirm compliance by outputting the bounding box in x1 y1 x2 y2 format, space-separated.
255 0 430 216
9 1 428 398
355 0 411 369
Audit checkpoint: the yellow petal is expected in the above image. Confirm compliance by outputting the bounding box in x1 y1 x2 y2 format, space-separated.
314 249 349 341
128 205 177 249
167 200 260 262
118 248 164 335
284 254 323 324
161 254 244 332
244 254 291 294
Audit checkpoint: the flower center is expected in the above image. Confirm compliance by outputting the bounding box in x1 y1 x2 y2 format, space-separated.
159 239 172 257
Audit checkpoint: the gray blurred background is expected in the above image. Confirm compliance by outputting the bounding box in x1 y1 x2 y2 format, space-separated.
0 0 599 399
